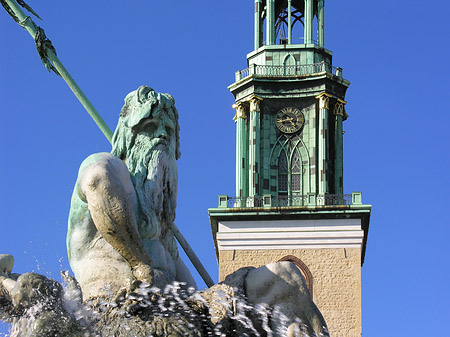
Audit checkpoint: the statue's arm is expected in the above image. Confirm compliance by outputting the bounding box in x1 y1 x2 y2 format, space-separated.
75 153 154 285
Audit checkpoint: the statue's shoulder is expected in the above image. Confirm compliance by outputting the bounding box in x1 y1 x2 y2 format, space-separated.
69 152 118 208
78 152 118 174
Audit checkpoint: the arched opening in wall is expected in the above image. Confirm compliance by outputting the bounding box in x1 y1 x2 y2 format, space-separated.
283 54 296 67
313 13 318 44
289 7 304 44
283 54 296 75
275 6 289 44
274 4 305 44
278 255 313 297
261 12 267 46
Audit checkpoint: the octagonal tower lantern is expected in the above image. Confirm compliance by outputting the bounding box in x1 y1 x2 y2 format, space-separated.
254 0 325 49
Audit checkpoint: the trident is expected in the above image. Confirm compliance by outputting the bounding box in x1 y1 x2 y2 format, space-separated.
1 0 215 288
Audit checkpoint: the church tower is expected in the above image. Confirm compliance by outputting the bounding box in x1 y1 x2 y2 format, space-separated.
209 1 371 336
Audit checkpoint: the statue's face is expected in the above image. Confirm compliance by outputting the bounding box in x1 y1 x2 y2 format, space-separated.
140 112 177 156
112 86 181 161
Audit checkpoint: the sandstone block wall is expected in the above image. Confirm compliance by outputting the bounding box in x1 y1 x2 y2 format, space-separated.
219 248 362 337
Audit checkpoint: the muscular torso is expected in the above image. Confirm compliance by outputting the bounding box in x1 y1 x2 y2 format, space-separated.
67 153 179 300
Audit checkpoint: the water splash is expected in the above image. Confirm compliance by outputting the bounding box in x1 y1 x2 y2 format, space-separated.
1 271 326 337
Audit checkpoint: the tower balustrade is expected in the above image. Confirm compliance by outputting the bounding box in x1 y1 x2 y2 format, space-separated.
218 192 362 208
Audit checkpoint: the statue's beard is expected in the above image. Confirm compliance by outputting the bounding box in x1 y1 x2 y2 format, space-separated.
125 133 178 259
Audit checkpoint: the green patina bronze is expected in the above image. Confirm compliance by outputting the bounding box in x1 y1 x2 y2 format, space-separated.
2 0 213 288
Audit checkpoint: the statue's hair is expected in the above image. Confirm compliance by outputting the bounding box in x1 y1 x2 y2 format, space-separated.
111 85 181 161
110 86 180 261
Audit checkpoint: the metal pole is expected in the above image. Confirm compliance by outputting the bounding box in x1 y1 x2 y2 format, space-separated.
172 225 214 287
4 0 215 287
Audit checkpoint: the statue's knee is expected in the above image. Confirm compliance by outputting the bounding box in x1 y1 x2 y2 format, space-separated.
245 262 309 301
265 261 301 281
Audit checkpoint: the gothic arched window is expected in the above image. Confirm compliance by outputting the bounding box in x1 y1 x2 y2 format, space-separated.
274 7 305 44
291 149 302 193
271 134 309 205
278 149 288 195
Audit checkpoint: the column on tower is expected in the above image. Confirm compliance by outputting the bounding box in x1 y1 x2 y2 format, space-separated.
288 0 293 44
318 0 325 47
304 0 314 44
266 0 275 45
316 93 331 200
334 100 346 195
233 103 249 204
254 0 263 50
248 96 262 204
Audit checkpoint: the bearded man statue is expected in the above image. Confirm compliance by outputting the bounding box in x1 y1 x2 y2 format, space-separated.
67 86 196 301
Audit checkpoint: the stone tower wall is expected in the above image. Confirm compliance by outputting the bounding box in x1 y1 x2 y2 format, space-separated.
218 248 362 337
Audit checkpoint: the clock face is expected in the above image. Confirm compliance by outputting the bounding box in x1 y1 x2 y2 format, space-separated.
275 107 305 134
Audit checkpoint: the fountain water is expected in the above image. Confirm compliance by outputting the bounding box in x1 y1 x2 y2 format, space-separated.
1 266 325 337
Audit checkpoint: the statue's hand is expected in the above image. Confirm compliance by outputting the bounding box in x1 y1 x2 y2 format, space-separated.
112 279 159 314
112 263 154 312
0 254 14 277
131 262 153 286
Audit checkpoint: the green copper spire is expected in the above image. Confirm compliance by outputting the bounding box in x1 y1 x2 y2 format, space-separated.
229 0 350 206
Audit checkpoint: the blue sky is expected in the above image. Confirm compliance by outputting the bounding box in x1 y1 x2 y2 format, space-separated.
1 1 449 336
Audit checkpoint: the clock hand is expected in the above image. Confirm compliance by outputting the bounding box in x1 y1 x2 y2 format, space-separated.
279 117 298 127
279 117 294 123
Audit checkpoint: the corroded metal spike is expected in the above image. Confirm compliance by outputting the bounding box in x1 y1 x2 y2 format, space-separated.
17 0 41 19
